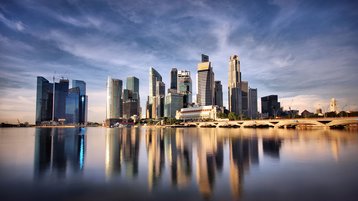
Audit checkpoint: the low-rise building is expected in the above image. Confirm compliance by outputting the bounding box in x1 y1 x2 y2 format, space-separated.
175 105 219 121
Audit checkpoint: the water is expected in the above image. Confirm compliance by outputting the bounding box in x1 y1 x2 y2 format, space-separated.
0 127 358 201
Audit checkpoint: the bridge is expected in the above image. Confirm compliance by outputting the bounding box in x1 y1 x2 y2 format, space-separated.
180 117 358 129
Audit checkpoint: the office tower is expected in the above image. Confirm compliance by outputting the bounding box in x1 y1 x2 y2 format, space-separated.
197 54 214 106
54 79 69 120
72 80 87 124
177 70 192 107
123 89 139 119
65 87 80 124
228 55 242 115
261 95 280 118
125 76 140 117
248 88 258 119
155 81 166 118
214 81 223 107
330 98 337 113
164 92 184 118
147 67 163 118
106 77 123 119
170 68 178 90
241 81 249 117
36 76 53 125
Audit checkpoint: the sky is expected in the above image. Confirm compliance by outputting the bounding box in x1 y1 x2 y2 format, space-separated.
0 0 357 123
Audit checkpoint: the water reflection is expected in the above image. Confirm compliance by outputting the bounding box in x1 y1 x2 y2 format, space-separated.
33 128 86 179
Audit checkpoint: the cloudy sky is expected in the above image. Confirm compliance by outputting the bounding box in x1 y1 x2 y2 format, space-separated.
0 0 357 123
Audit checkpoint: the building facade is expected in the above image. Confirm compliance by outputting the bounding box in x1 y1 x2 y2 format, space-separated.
54 79 69 121
330 98 337 113
228 55 242 115
197 54 214 106
176 105 219 121
35 76 53 125
106 77 123 119
72 80 87 124
164 92 184 118
65 87 80 124
261 95 280 118
241 81 249 117
214 81 223 107
248 88 258 119
170 68 178 90
147 67 163 119
177 70 192 107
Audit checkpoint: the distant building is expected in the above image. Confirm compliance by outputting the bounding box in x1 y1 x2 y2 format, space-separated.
177 70 192 107
35 76 53 125
125 76 140 117
65 87 80 124
330 98 337 113
301 110 314 118
248 88 258 119
261 95 280 118
72 80 87 124
241 81 249 117
228 55 242 115
197 54 214 106
176 105 219 121
155 80 165 119
106 77 123 120
170 68 178 90
214 81 223 107
147 67 163 119
164 92 184 118
54 79 69 120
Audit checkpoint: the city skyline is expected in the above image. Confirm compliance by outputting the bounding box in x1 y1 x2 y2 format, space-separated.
1 0 358 123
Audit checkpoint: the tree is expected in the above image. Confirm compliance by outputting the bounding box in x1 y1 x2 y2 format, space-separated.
228 112 237 121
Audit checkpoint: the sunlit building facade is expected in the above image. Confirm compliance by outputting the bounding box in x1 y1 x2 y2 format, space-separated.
197 54 214 106
106 77 123 120
228 55 242 115
177 70 192 107
35 76 53 125
176 105 219 120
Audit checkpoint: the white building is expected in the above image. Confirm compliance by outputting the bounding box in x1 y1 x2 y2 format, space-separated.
176 105 219 120
330 98 337 113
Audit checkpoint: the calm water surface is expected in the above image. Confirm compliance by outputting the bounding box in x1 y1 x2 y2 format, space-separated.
0 127 358 201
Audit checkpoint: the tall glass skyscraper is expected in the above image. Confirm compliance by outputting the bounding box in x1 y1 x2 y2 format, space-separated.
54 79 69 120
248 88 258 119
72 80 87 124
177 70 192 107
170 68 178 90
65 87 80 124
197 54 214 106
147 67 163 119
106 77 123 119
36 76 53 125
214 81 223 107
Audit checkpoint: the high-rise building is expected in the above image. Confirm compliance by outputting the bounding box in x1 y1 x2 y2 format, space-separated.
72 80 87 124
35 76 53 125
155 81 166 118
177 70 192 107
261 95 280 118
228 55 242 115
170 68 178 90
197 54 214 106
65 87 80 124
106 77 123 119
125 76 140 117
248 88 258 119
214 81 223 107
147 67 163 119
164 92 184 118
54 79 69 120
330 98 337 113
241 81 249 117
126 76 139 94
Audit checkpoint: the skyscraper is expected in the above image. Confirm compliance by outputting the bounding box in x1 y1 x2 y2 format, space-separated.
54 79 69 120
155 81 166 118
241 81 249 117
248 88 258 119
106 77 123 120
72 80 87 124
170 68 178 90
177 70 192 107
147 67 163 118
126 76 140 117
261 95 280 118
197 54 214 106
164 92 184 118
65 87 80 124
214 81 223 107
330 98 337 113
228 55 242 115
126 76 139 94
36 76 53 125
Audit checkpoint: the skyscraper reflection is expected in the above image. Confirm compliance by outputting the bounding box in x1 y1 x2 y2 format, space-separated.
262 138 282 158
196 129 224 199
122 127 140 178
105 128 122 178
229 137 259 198
34 128 86 179
146 128 165 191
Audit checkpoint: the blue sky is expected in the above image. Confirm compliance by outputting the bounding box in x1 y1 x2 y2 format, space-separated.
0 0 357 123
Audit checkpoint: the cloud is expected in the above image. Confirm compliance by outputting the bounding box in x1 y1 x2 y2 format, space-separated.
0 12 25 31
